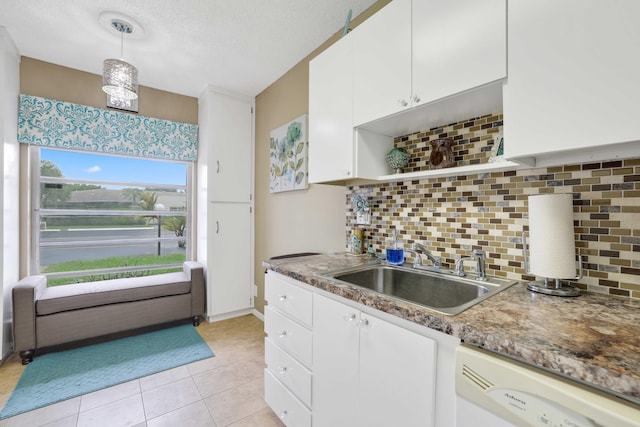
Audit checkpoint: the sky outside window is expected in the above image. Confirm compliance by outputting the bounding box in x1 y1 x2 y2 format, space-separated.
41 148 187 186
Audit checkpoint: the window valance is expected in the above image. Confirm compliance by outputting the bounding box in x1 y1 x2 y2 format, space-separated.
18 94 198 161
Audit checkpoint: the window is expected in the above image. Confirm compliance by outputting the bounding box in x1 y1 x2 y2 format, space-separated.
33 147 192 285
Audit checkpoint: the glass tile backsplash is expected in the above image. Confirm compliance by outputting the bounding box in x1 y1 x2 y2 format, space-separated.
346 114 640 300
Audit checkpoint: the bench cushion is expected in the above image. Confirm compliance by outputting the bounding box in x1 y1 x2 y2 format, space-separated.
36 272 191 316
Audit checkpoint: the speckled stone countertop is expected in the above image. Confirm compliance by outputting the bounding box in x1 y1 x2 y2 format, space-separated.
263 253 640 406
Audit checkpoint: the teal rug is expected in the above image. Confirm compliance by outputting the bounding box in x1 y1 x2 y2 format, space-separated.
0 324 214 420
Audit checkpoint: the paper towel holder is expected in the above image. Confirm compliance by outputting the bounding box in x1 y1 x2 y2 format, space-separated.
522 231 583 297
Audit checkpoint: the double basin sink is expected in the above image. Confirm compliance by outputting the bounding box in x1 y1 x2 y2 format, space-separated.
321 263 517 315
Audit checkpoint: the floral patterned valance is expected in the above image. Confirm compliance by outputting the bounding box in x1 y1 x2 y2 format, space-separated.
18 94 198 161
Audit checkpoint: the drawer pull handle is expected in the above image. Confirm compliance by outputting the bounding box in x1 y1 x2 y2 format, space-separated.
358 318 370 328
279 331 287 338
279 294 287 301
280 410 288 419
279 366 288 374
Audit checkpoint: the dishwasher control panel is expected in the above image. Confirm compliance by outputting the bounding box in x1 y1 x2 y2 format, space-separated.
488 388 597 427
455 345 639 427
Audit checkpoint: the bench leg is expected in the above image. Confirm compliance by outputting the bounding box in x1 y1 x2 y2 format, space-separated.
19 350 34 365
192 316 200 327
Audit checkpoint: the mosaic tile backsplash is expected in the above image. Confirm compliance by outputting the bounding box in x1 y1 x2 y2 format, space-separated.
347 114 640 300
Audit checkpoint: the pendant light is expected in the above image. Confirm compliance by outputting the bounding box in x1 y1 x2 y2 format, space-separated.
102 19 138 100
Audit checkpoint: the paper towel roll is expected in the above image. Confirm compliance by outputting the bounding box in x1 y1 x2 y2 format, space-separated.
528 193 576 278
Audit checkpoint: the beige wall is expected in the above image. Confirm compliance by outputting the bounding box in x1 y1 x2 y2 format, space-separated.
253 1 390 313
20 57 198 124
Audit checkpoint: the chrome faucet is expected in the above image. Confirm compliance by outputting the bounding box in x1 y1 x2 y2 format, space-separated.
455 249 487 281
410 243 441 269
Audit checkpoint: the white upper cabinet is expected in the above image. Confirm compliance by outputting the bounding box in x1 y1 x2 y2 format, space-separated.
308 1 509 184
412 0 506 106
204 90 254 202
352 0 412 127
504 0 640 166
352 0 506 128
308 35 354 183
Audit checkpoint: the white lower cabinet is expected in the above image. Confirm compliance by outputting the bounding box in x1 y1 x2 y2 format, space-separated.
265 369 312 427
264 272 313 427
264 271 455 427
312 293 437 427
207 203 252 318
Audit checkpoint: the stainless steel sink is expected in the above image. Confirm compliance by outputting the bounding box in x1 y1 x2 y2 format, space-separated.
321 264 517 315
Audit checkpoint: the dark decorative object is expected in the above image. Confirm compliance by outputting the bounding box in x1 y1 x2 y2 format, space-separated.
386 147 410 173
19 350 35 365
429 138 455 169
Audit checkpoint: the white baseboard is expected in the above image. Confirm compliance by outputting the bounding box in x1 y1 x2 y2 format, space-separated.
204 308 264 323
205 308 253 323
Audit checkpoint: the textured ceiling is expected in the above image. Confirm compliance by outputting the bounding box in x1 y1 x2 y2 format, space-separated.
0 0 377 98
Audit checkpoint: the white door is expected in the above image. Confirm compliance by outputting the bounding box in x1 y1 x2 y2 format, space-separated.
209 93 253 203
504 0 640 160
412 0 506 106
312 295 360 427
352 0 412 126
308 35 354 183
208 202 252 316
358 312 437 427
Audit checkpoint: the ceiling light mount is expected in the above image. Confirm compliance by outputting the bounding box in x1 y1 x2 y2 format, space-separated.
102 18 138 101
111 19 133 35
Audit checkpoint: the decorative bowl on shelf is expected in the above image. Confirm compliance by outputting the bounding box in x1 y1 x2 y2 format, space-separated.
386 147 410 174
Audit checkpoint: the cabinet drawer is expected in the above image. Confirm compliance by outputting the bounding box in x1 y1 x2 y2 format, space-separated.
265 272 313 327
265 338 312 407
265 369 312 427
265 306 312 368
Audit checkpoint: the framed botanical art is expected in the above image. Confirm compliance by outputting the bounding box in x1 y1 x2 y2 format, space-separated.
269 115 309 193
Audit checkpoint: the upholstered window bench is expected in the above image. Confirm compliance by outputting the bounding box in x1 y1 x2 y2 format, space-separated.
12 261 205 365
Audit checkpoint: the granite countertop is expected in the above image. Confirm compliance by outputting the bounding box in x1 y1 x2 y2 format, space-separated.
263 253 640 406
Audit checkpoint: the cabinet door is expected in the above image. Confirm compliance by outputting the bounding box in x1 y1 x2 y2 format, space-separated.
308 35 354 183
208 203 252 316
504 0 640 161
312 295 360 427
412 0 506 106
208 93 253 202
358 312 437 427
352 0 412 126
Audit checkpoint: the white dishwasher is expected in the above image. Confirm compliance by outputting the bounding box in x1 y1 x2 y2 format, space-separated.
455 345 640 427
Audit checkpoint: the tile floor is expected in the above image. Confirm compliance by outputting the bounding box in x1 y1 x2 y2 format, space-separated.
0 315 285 427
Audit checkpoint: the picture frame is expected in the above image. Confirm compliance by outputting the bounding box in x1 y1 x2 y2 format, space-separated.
269 115 309 193
488 133 505 163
